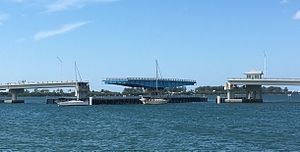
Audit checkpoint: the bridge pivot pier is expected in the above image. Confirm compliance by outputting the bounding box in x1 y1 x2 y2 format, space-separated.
7 89 25 103
225 84 263 103
245 85 263 101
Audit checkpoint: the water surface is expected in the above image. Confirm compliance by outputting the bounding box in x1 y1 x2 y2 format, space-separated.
0 95 299 151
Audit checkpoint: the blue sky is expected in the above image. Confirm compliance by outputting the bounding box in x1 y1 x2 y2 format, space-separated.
0 0 300 91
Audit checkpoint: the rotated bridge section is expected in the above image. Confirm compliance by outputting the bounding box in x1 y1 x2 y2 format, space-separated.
104 77 196 89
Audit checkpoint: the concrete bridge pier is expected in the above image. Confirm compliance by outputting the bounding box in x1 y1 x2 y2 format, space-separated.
224 83 263 103
6 89 25 103
227 89 232 100
225 83 244 103
245 85 263 102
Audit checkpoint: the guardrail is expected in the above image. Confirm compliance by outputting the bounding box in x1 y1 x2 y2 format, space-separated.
0 80 89 87
105 77 196 83
228 78 300 81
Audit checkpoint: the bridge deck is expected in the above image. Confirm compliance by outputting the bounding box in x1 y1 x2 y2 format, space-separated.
228 78 300 86
104 77 196 89
0 81 88 90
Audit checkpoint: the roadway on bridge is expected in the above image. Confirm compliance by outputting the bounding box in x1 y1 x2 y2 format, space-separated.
0 81 88 90
228 78 300 86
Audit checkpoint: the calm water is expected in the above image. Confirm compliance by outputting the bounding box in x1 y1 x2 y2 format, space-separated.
1 95 300 151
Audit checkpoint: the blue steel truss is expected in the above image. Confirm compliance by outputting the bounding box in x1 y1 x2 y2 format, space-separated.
103 77 196 89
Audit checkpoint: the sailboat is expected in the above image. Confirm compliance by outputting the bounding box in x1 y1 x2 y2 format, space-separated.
139 60 168 105
140 97 168 105
57 99 89 106
58 62 89 106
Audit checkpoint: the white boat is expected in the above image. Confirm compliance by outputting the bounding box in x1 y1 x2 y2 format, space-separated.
140 60 169 105
140 97 168 105
58 100 89 106
57 62 89 107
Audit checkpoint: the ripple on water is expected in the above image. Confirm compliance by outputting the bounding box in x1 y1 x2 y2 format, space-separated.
0 97 300 151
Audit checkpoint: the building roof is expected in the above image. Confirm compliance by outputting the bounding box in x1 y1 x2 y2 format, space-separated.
244 70 264 75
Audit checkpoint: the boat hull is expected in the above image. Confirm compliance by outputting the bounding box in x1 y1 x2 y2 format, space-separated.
139 98 168 105
58 100 89 106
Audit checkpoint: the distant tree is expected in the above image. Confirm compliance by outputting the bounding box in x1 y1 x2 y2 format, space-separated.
88 89 121 96
122 88 144 96
195 86 226 95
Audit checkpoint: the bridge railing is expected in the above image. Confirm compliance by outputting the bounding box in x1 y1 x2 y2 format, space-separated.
228 78 300 81
0 80 88 86
105 77 196 83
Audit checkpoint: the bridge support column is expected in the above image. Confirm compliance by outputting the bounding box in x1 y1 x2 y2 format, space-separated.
227 90 231 100
6 89 25 103
245 85 263 102
12 93 17 101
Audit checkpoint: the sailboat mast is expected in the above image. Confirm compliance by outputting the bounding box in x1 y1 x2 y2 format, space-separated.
155 60 159 94
263 51 267 78
75 62 79 100
75 62 78 82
